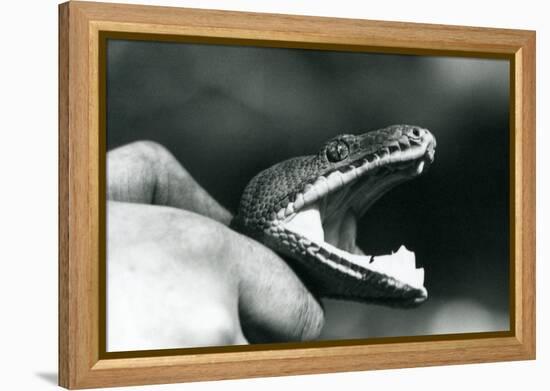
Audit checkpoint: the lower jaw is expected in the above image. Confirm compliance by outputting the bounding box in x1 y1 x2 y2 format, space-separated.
265 220 428 307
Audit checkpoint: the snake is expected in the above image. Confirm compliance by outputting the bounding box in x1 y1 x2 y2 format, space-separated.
232 124 437 308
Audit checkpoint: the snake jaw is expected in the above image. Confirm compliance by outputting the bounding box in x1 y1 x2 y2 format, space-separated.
277 129 434 304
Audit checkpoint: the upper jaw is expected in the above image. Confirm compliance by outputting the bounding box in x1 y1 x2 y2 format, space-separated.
277 128 435 222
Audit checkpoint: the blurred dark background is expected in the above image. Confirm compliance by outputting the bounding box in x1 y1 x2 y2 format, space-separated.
107 39 510 340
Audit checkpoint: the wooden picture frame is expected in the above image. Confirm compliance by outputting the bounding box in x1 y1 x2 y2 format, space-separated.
58 1 536 389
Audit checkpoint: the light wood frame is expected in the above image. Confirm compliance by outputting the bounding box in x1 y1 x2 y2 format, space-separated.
59 1 536 389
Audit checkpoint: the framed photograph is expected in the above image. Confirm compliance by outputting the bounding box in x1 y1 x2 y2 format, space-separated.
59 1 535 389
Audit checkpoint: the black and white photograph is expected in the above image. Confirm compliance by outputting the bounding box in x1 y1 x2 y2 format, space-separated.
3 0 546 389
105 38 510 352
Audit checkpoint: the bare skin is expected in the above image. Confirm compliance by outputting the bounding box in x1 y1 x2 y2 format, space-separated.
107 141 324 351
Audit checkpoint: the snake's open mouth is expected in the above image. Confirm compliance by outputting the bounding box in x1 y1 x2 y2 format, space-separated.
277 129 436 302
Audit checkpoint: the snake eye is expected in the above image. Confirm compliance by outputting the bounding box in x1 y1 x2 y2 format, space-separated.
410 127 422 138
326 140 349 162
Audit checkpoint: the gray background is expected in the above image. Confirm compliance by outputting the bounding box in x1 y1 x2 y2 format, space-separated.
107 39 510 341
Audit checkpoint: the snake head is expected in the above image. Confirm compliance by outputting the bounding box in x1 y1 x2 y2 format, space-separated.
234 125 437 307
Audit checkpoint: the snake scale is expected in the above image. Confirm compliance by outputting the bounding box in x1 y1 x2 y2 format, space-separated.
232 125 436 308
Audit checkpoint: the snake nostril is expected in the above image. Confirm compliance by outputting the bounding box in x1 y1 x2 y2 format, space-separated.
412 127 421 137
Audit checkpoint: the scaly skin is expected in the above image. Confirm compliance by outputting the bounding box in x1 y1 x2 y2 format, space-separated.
232 125 436 307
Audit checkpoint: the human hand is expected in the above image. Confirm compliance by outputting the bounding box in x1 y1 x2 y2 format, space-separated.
106 142 324 351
